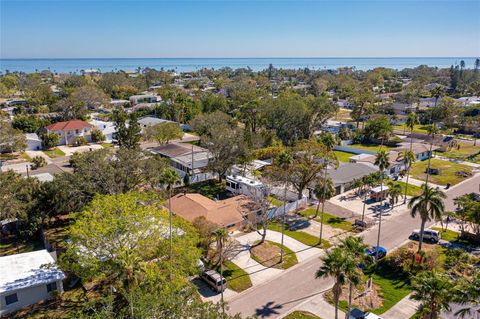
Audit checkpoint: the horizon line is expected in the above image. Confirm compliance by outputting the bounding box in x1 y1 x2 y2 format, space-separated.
1 56 478 60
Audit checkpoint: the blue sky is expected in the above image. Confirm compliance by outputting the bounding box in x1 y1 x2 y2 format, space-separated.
1 0 479 58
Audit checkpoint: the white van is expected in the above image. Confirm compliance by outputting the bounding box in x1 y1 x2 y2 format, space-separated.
200 270 227 292
410 228 441 243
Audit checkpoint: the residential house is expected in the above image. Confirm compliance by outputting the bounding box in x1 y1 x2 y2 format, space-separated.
351 142 439 176
0 250 65 316
325 162 378 195
129 94 160 105
406 133 456 152
42 120 94 146
89 119 116 143
149 142 214 184
169 193 262 231
25 133 42 151
138 116 176 132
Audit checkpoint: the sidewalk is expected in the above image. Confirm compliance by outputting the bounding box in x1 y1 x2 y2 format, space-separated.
382 293 419 319
285 292 419 319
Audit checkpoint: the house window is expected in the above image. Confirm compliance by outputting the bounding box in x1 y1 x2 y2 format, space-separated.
5 293 18 305
46 282 57 293
226 223 236 229
75 129 79 134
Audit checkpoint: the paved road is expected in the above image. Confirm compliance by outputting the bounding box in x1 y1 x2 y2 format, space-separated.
227 175 480 318
444 173 480 211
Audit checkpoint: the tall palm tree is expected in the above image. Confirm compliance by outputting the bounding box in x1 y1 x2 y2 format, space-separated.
339 236 369 319
396 149 416 204
411 271 454 319
213 228 228 315
425 123 439 185
454 270 480 319
408 184 446 252
386 180 403 209
316 247 356 319
313 176 335 245
278 151 293 263
160 168 180 261
374 150 390 260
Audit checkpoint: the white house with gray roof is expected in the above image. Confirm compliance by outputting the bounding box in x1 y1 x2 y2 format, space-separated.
0 250 65 315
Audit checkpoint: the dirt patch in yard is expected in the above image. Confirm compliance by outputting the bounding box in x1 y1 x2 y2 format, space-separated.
250 240 297 269
326 283 383 312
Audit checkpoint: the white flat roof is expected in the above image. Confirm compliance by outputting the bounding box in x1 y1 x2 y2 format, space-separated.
31 173 54 182
371 186 389 193
227 175 263 187
0 250 65 294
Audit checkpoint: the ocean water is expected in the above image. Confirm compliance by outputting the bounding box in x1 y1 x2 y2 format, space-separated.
0 57 477 74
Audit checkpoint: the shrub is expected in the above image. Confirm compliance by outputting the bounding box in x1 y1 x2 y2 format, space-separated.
72 136 88 147
252 146 285 160
41 132 60 150
31 156 46 170
91 128 105 143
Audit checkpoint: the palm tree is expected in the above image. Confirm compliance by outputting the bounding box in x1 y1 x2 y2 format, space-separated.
360 174 375 222
316 247 356 319
408 184 446 252
278 151 293 263
386 180 403 209
454 270 480 319
313 176 335 245
339 236 369 319
160 168 181 261
213 228 228 315
411 271 454 319
396 149 416 204
425 123 439 185
374 149 390 260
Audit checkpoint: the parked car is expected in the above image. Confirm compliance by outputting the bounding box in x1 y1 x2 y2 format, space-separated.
365 246 387 260
349 308 383 319
200 269 227 292
410 228 441 243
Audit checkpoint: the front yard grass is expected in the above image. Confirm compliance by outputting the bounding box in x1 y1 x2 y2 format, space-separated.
182 180 226 199
0 152 31 161
334 150 355 163
215 260 252 292
410 158 473 185
392 124 430 134
395 181 423 197
267 195 283 207
285 311 322 319
250 240 298 269
438 143 480 164
267 221 331 249
363 262 412 314
300 208 353 231
349 144 394 153
335 108 352 121
101 143 113 148
43 148 66 158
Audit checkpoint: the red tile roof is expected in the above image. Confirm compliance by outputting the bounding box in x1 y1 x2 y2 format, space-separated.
45 120 93 132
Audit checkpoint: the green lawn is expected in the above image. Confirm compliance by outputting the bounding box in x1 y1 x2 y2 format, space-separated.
284 311 322 319
0 152 32 161
432 227 459 242
363 262 412 314
335 108 352 122
215 260 252 292
43 148 66 158
183 180 226 199
334 150 355 163
300 208 353 231
395 181 423 197
101 143 113 148
267 221 331 249
251 240 298 269
438 143 480 164
410 158 473 185
349 144 394 153
392 124 430 134
267 195 283 207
